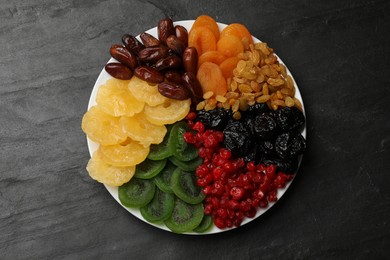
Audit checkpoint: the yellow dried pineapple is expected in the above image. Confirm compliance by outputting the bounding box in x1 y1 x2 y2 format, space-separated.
128 76 168 106
81 106 127 145
86 151 136 186
144 98 191 125
99 139 150 167
96 78 144 117
120 112 167 146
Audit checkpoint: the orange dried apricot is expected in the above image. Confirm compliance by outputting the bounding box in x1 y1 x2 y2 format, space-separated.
191 15 220 40
188 26 217 56
196 61 227 97
220 23 253 45
217 35 244 58
198 51 227 68
219 56 240 79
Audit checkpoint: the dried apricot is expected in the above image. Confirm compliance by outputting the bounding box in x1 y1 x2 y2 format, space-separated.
220 23 253 45
198 51 227 68
219 56 240 79
188 26 217 56
217 35 244 58
191 15 220 40
196 62 227 97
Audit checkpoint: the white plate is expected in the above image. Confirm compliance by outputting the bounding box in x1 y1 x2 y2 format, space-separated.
87 20 306 235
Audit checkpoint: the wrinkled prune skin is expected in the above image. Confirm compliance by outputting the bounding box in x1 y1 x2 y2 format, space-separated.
223 121 251 157
275 131 306 159
245 103 270 117
258 140 277 157
251 113 279 141
262 156 299 174
275 107 305 132
197 109 231 131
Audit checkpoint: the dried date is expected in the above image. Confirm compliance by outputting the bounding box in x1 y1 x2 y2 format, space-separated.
109 44 138 69
158 82 189 100
105 62 133 80
134 66 164 83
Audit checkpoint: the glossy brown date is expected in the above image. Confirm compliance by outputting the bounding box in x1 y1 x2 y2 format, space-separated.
140 32 160 47
138 46 169 63
110 44 138 69
158 82 189 100
122 34 144 55
158 18 175 44
182 72 203 104
153 55 182 71
105 63 133 80
166 35 186 56
175 25 188 47
134 66 164 83
165 70 183 84
182 47 198 75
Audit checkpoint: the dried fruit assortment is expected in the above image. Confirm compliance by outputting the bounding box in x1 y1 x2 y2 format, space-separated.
82 15 306 234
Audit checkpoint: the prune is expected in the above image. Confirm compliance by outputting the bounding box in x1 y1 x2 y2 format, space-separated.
275 107 305 132
275 131 306 159
251 113 279 141
223 121 251 157
258 140 276 156
243 145 258 162
245 103 270 117
196 109 231 131
262 156 299 174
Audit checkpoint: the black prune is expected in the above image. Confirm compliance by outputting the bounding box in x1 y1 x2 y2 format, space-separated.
245 103 270 117
275 131 306 159
196 108 231 131
243 145 258 162
262 156 299 174
275 107 305 132
223 121 251 157
258 140 277 156
251 113 279 141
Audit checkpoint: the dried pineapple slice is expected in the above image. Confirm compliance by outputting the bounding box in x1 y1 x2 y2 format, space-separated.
120 112 167 146
128 76 168 106
81 106 127 145
86 151 135 186
99 139 150 167
96 78 144 117
144 98 191 125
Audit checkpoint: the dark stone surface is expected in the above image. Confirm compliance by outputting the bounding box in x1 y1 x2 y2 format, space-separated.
1 0 389 259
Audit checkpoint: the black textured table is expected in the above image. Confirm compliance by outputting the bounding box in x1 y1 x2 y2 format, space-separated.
1 0 389 259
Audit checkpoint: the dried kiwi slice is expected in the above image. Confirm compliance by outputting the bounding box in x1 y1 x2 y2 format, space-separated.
118 178 155 208
134 158 167 179
164 197 204 233
169 156 203 172
147 129 173 160
140 188 175 222
193 214 213 233
169 122 198 161
153 160 177 193
171 168 205 204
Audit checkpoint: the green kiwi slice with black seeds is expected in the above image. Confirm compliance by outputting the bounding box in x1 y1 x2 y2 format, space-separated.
164 197 204 233
193 214 213 233
140 188 175 223
169 156 203 171
118 178 155 208
134 158 167 179
153 160 177 193
171 167 205 204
